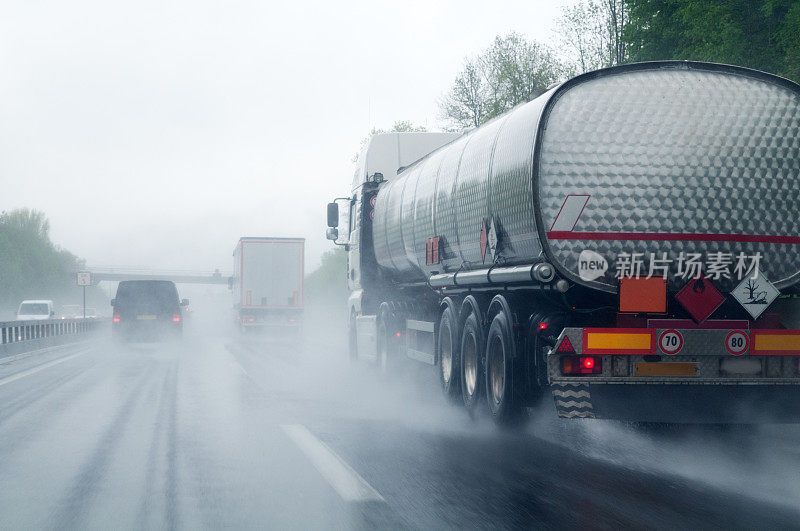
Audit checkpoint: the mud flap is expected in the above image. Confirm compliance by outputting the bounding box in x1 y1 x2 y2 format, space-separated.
551 383 595 419
356 315 377 362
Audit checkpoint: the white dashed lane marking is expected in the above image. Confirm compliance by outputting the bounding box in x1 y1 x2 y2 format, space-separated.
281 424 385 503
0 348 90 387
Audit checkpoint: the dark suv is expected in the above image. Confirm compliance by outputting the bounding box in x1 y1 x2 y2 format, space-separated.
111 280 187 341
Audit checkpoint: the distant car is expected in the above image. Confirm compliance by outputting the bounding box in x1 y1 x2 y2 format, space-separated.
84 307 97 319
111 280 187 341
16 300 55 320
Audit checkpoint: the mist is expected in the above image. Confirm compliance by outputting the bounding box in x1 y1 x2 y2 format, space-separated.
3 1 800 528
0 0 562 273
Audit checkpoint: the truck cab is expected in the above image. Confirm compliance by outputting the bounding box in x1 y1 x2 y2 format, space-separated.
327 133 460 320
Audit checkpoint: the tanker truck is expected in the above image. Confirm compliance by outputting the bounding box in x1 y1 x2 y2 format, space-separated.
326 61 800 425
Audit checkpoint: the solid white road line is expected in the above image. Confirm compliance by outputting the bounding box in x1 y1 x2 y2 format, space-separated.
0 348 90 388
281 424 385 503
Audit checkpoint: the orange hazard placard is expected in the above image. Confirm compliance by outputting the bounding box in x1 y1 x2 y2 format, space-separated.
619 277 667 313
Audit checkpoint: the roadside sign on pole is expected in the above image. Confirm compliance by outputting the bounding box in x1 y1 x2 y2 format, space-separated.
76 272 92 286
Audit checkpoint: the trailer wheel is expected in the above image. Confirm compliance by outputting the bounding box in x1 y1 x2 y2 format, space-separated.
460 312 484 410
485 311 521 424
438 307 460 400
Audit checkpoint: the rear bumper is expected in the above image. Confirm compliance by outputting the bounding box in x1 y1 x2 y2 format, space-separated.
113 321 181 340
551 380 800 423
238 308 303 328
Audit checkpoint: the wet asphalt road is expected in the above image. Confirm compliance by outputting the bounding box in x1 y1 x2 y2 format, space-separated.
1 315 800 529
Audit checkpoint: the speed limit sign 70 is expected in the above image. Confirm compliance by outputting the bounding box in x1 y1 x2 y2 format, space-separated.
725 331 749 356
659 330 683 355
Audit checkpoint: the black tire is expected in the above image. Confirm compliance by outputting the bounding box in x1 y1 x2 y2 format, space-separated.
460 312 484 411
348 314 358 361
485 312 522 425
438 307 460 400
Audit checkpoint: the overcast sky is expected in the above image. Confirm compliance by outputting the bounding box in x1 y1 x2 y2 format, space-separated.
0 0 563 274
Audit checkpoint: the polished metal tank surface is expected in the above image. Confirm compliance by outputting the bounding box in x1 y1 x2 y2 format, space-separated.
372 62 800 292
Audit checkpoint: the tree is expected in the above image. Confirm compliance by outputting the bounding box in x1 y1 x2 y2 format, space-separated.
439 33 564 129
304 248 348 306
557 0 629 74
439 60 486 128
0 208 51 240
384 120 427 133
623 0 800 84
0 208 99 315
607 0 628 65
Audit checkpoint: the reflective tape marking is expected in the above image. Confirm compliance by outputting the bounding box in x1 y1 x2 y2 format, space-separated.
752 330 800 355
546 231 800 244
584 328 655 354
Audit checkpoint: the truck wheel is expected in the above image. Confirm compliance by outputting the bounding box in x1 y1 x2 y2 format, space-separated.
460 312 484 411
438 307 460 400
485 311 521 425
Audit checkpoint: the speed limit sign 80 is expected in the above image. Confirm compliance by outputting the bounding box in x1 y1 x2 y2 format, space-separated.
725 331 749 356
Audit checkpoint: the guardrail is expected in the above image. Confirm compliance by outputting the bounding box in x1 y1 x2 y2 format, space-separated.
1 318 101 346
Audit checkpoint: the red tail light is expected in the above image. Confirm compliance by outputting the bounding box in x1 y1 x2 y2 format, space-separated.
113 311 120 323
173 313 181 323
249 318 255 322
539 322 548 330
562 356 602 375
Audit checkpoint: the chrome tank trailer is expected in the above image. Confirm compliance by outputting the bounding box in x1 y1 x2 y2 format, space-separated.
372 62 800 293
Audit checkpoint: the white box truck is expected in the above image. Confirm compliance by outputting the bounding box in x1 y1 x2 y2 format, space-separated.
233 237 304 331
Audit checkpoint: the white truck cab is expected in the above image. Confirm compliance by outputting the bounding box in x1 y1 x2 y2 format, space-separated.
16 300 55 320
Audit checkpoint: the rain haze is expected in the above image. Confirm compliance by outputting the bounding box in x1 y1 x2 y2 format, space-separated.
2 1 800 529
0 0 561 271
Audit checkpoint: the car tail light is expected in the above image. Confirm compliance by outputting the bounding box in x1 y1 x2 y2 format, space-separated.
249 318 255 322
113 311 120 323
562 356 602 375
173 313 181 323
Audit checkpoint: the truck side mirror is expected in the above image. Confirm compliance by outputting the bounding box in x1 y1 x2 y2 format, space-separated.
327 202 339 228
326 227 339 241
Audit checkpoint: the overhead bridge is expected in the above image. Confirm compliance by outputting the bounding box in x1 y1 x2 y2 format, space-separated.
83 268 232 285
